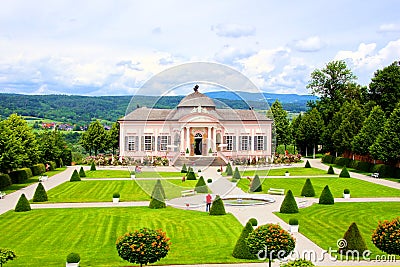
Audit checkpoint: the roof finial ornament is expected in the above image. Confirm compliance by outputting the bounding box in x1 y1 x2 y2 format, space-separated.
193 84 199 92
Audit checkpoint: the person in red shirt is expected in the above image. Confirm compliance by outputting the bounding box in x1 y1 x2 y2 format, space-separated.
206 193 212 212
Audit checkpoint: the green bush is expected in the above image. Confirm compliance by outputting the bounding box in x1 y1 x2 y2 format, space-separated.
207 178 212 183
249 174 262 192
339 166 350 178
319 185 334 205
321 154 335 164
181 163 187 173
195 176 208 193
113 192 120 198
58 158 64 168
90 162 96 171
339 222 368 255
300 178 315 197
151 179 166 199
226 163 233 175
349 160 360 169
79 167 86 178
232 167 241 180
232 222 257 259
48 161 57 171
281 259 315 267
30 163 46 176
32 182 48 202
70 169 81 182
372 217 400 256
280 190 299 214
0 174 12 189
248 218 257 226
327 165 335 174
344 188 350 194
289 218 299 225
358 161 371 172
149 185 166 209
66 252 80 263
334 157 351 167
9 168 33 184
304 160 311 168
0 248 17 266
209 195 226 215
186 170 196 180
15 193 31 212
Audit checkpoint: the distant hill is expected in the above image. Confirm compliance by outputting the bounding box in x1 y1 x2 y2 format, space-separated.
0 92 317 125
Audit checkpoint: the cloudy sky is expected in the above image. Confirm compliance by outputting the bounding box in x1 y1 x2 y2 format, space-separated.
0 0 399 96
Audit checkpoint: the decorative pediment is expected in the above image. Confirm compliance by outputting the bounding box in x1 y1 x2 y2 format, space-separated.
179 113 219 123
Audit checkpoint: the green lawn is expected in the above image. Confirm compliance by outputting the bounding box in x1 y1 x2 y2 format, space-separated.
230 167 330 177
0 207 254 266
237 177 400 198
84 170 130 178
3 167 67 194
135 171 194 178
45 179 199 202
276 202 400 259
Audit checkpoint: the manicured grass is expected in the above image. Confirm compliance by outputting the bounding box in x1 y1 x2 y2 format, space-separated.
237 177 400 198
135 171 194 178
233 167 329 177
46 179 199 202
0 207 253 266
3 167 67 194
84 169 130 178
276 202 400 259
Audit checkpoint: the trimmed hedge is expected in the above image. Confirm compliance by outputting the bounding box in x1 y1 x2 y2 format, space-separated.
339 167 350 178
90 162 96 171
149 185 166 209
301 178 315 197
321 154 335 164
195 176 208 193
30 163 46 176
280 190 299 214
15 194 31 212
358 161 371 172
0 174 12 189
232 167 241 181
327 166 335 174
339 222 367 255
66 253 80 263
232 222 257 259
209 195 226 215
319 185 334 205
33 182 48 202
334 157 351 167
79 167 86 178
349 160 360 169
151 179 166 199
249 174 262 192
181 163 187 173
305 160 311 168
70 170 81 182
226 163 233 175
47 161 57 171
186 170 196 180
9 168 33 184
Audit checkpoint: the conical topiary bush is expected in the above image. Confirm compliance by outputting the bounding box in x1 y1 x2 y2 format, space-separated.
319 185 334 205
339 222 368 255
232 167 241 181
151 179 166 200
226 163 233 175
70 169 81 182
79 166 86 177
305 160 311 168
327 165 335 174
90 161 96 171
280 190 299 213
181 163 187 173
300 178 315 197
195 176 208 193
15 194 31 212
209 195 226 215
186 169 196 180
232 222 257 259
32 182 48 202
339 166 350 178
249 174 262 192
149 185 166 209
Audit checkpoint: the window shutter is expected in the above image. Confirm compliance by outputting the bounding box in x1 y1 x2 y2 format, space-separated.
254 136 257 151
264 136 268 151
239 136 242 151
223 136 227 145
141 136 144 151
152 136 155 151
157 136 161 151
168 136 171 145
125 136 129 151
233 136 236 151
135 136 139 151
248 136 252 151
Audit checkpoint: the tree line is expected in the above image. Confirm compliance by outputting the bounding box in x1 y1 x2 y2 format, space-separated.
272 60 400 166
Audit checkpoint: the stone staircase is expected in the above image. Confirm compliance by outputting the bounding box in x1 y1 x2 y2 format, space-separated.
173 156 226 167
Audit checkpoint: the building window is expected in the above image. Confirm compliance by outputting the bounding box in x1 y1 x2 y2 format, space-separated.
128 136 135 151
240 136 250 151
257 136 264 150
144 136 153 151
159 136 168 151
226 136 233 151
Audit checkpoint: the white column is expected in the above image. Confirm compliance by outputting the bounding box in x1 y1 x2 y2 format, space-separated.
207 127 211 151
251 129 254 153
180 128 185 152
186 127 190 152
212 127 216 151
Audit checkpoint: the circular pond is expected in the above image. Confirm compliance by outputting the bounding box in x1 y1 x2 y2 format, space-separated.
222 195 275 206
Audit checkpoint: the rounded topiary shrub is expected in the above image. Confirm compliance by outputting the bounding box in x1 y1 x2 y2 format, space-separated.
186 170 196 180
301 178 315 197
15 193 31 212
195 176 208 193
30 163 46 176
32 182 48 202
339 166 350 178
372 217 400 256
209 195 226 215
90 162 96 171
207 178 212 183
249 174 262 192
280 190 299 214
319 185 334 205
0 174 12 190
248 218 258 226
232 222 257 259
226 163 233 176
339 222 368 255
344 188 350 194
305 160 311 168
232 167 241 181
181 163 187 173
327 165 335 174
70 169 81 182
66 252 80 263
9 168 32 184
79 166 86 178
113 192 120 198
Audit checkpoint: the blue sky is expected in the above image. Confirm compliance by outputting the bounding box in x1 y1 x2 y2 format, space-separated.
0 0 399 96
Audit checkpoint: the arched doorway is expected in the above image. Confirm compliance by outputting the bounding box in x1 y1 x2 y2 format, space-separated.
194 133 202 155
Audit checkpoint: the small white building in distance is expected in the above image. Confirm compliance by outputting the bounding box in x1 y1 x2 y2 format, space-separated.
119 86 273 166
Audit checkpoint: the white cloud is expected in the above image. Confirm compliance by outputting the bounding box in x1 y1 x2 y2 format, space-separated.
211 23 256 38
378 23 400 33
335 43 378 69
214 45 255 64
292 36 325 52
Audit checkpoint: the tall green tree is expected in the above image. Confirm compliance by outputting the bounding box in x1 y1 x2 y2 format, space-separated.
0 121 22 173
368 61 400 116
271 100 291 150
352 106 385 155
80 120 106 156
38 130 70 165
298 108 324 157
290 113 303 154
107 122 120 155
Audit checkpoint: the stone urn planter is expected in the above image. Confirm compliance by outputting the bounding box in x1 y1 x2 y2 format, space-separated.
113 192 120 203
343 189 350 199
66 253 80 267
130 172 136 179
285 171 290 177
289 218 299 233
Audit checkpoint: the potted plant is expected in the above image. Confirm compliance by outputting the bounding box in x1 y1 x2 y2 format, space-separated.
113 192 120 203
289 218 299 233
130 171 135 179
66 252 80 267
285 170 290 177
343 188 350 199
185 148 189 155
